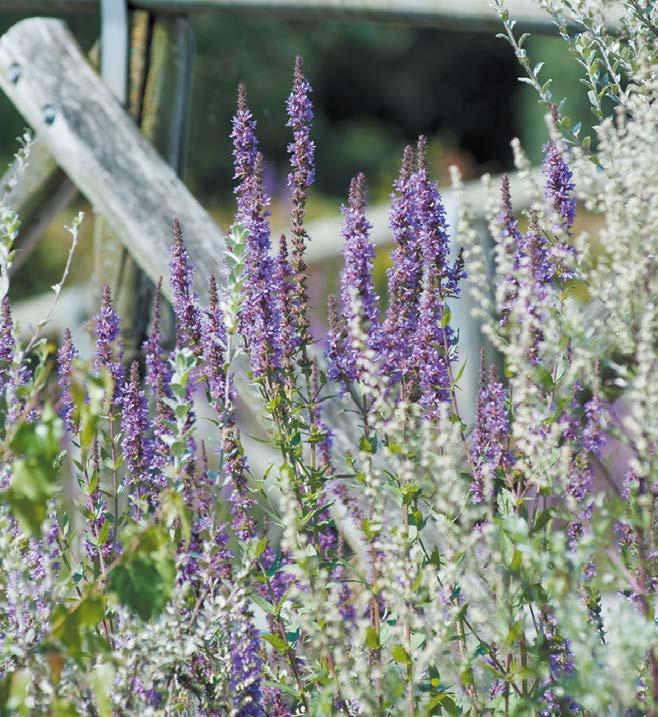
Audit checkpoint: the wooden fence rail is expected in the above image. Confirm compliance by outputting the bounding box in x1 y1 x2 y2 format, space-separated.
0 0 620 33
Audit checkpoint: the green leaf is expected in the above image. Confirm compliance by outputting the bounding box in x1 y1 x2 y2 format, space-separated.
108 525 175 621
51 591 106 663
261 633 288 653
255 536 268 558
366 626 380 650
5 405 64 536
390 644 410 664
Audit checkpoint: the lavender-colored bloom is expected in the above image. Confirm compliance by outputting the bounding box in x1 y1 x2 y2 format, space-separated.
201 274 228 408
231 87 282 376
274 235 298 367
94 285 123 401
170 219 202 351
328 173 379 384
121 362 153 519
498 175 523 325
0 296 14 374
416 138 449 279
143 278 170 392
286 55 315 192
57 328 77 430
229 610 265 717
382 146 423 382
471 363 511 503
326 293 351 386
286 56 316 350
582 396 606 456
149 375 174 493
411 266 452 420
540 611 580 716
543 139 576 232
225 422 256 542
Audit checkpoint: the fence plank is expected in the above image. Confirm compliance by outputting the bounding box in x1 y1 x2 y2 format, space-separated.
0 0 617 33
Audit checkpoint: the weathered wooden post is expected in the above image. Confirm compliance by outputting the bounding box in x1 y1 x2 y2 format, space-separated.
94 5 194 359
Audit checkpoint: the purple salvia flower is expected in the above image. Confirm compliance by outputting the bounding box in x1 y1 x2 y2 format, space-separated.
143 278 170 392
326 293 352 385
519 213 552 365
229 610 265 717
540 611 580 716
232 84 259 194
286 56 315 350
582 395 607 456
94 285 123 401
286 55 315 191
411 265 452 419
121 362 153 520
57 328 77 431
329 173 379 384
382 146 423 382
201 274 228 408
149 375 174 494
170 219 202 351
543 139 576 232
231 87 282 376
471 362 511 503
499 175 523 324
275 235 298 368
225 422 256 543
415 137 450 286
0 296 14 376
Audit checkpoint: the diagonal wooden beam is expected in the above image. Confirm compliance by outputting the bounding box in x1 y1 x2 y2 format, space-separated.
0 17 220 304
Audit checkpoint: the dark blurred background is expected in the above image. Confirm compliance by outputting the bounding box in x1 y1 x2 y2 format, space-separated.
0 8 588 300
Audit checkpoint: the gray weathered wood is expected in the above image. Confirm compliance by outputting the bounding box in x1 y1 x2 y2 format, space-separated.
0 0 620 33
0 18 221 303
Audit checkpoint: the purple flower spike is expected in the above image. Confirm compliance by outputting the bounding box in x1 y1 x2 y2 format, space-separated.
0 296 14 370
232 84 259 196
57 328 78 430
94 285 123 401
328 173 379 384
286 55 315 192
121 362 153 519
499 175 522 325
275 235 298 367
225 423 256 543
471 361 511 503
543 139 576 232
416 137 449 280
144 278 170 392
202 275 228 408
170 219 202 351
382 146 423 382
412 265 452 420
286 56 315 350
231 86 282 377
229 610 265 717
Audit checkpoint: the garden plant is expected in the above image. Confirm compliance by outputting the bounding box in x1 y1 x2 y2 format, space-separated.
0 0 656 714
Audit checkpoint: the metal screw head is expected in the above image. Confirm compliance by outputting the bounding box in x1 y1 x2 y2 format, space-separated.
42 104 56 126
7 63 20 84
